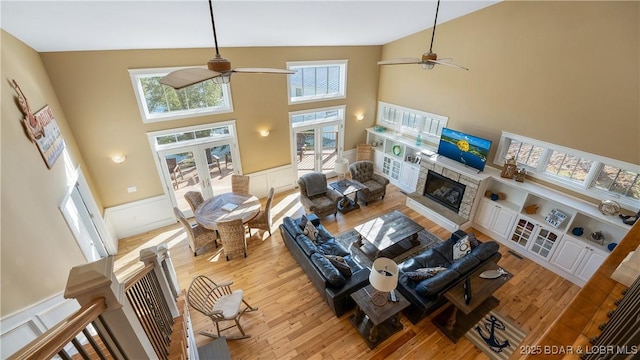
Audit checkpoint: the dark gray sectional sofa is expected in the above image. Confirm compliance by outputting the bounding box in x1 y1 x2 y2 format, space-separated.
279 216 370 317
396 231 501 324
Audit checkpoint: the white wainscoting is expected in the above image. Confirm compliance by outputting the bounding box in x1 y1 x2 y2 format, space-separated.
1 293 79 358
105 164 297 239
248 164 296 198
104 195 176 239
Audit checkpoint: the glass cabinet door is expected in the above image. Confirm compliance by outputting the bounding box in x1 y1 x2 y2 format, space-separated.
529 227 561 260
510 217 535 249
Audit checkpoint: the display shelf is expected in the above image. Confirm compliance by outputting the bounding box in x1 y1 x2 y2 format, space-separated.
566 213 624 252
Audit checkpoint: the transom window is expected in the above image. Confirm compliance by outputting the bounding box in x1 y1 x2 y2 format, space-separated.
129 68 233 123
153 125 232 149
291 107 344 126
495 132 640 207
287 60 347 104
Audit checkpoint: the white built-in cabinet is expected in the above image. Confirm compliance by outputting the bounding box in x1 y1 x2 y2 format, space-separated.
551 235 608 282
366 128 426 193
473 170 631 287
475 198 517 239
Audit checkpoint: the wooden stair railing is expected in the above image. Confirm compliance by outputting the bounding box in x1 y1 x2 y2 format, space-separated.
8 245 191 360
7 297 124 360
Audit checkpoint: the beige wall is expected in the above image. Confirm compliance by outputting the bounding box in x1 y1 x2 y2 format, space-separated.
40 46 381 208
378 1 639 166
1 31 89 317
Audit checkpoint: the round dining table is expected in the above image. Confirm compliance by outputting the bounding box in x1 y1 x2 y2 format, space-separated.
194 192 261 231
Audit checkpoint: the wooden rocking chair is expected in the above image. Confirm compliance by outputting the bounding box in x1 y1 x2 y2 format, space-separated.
186 275 258 340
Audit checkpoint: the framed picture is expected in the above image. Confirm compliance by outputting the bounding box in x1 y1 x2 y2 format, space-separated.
33 105 66 169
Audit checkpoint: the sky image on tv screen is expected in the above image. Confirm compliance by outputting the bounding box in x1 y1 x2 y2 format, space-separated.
437 128 492 171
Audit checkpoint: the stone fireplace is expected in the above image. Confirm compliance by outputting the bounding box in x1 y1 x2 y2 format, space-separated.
423 171 467 213
415 161 480 221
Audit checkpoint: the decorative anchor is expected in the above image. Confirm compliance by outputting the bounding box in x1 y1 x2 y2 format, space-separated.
474 315 510 353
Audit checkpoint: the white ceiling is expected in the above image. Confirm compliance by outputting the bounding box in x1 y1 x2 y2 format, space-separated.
1 0 499 53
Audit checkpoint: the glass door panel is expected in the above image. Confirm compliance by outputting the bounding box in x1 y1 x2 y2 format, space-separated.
296 129 315 177
203 143 234 195
319 124 338 175
294 121 343 179
161 150 201 216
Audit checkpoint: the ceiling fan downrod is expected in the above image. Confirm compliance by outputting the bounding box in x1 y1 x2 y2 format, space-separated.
429 0 441 53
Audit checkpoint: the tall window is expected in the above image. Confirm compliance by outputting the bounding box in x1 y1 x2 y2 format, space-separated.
129 68 233 123
495 132 640 207
287 60 347 104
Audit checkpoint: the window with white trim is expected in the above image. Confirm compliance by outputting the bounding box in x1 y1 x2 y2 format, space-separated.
129 68 233 123
287 60 347 104
377 101 448 147
495 132 640 207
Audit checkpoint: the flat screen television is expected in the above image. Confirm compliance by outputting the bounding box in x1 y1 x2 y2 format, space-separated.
437 128 492 172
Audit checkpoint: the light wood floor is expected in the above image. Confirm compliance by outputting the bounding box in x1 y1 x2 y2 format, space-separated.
115 184 580 360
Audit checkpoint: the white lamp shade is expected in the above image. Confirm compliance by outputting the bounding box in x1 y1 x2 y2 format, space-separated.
334 158 349 175
369 257 398 292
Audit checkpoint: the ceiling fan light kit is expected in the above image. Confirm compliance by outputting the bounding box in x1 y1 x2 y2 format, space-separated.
160 0 293 90
378 0 468 72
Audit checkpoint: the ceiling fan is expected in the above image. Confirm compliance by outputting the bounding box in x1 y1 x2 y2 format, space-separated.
160 0 294 90
377 0 468 71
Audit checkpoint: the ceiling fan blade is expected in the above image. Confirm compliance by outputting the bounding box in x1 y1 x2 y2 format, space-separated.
429 59 469 71
233 68 295 75
377 58 422 65
160 68 222 90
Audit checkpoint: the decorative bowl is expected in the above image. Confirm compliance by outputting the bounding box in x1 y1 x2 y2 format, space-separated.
598 200 621 216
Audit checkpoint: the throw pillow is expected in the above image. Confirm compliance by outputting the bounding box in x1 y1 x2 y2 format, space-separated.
324 255 352 277
406 266 447 282
467 232 480 249
453 236 472 261
298 215 309 230
303 221 319 243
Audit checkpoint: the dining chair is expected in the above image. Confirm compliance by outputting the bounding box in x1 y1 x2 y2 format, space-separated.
184 191 204 213
247 187 275 237
231 175 250 195
174 207 217 256
217 218 247 260
186 275 258 340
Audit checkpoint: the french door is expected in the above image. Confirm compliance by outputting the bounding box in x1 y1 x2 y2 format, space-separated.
291 106 346 180
293 120 344 178
158 141 237 216
149 121 241 218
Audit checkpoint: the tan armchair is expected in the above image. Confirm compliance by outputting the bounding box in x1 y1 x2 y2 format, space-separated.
174 207 217 256
349 160 390 205
297 172 341 218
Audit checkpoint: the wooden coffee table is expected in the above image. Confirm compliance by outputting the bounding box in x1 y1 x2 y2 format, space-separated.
432 261 512 343
353 210 424 259
349 285 410 349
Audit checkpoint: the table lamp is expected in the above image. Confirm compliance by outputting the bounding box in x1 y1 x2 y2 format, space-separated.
369 257 398 306
334 158 349 185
